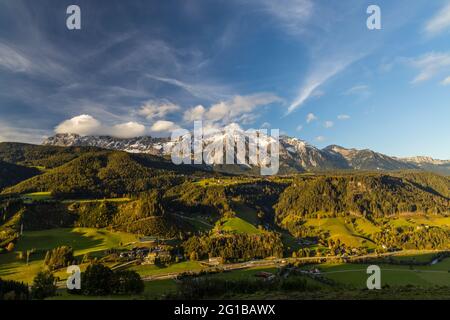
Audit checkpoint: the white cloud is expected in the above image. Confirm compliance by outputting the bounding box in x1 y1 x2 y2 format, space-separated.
0 43 32 72
324 121 334 128
311 89 325 98
209 93 280 121
184 93 280 125
150 120 179 133
55 115 103 136
55 114 146 138
337 114 350 120
0 123 48 144
296 125 303 131
315 136 326 142
111 122 146 138
0 41 69 81
261 122 271 129
410 52 450 84
288 58 357 114
425 3 450 35
306 113 317 124
183 105 206 122
137 100 180 120
145 74 231 101
257 0 313 35
441 76 450 86
344 84 370 96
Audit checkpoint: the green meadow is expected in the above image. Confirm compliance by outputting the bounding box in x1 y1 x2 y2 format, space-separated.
316 258 450 288
304 217 376 248
0 228 139 283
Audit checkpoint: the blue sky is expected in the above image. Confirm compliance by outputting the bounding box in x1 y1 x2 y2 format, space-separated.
0 0 449 159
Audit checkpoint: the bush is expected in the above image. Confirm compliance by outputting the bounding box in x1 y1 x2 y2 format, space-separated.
44 246 74 271
80 263 144 296
112 270 144 295
0 278 29 300
31 271 57 299
81 263 114 296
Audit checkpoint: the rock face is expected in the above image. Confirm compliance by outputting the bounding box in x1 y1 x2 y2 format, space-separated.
43 133 169 155
43 128 449 174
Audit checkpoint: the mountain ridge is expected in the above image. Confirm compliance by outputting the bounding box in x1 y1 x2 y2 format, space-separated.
42 131 450 175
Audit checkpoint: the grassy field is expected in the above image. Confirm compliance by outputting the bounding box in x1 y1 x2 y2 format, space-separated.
315 258 450 288
0 228 139 283
194 177 259 187
353 218 381 236
214 217 264 234
20 192 131 204
208 201 264 235
234 202 260 225
130 261 204 277
21 191 53 203
49 279 177 300
304 218 376 248
62 198 132 204
389 250 440 263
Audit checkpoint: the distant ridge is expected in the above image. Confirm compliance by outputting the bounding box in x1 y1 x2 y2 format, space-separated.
42 129 450 175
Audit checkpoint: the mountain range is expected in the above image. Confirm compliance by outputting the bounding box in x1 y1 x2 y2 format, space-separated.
42 127 450 175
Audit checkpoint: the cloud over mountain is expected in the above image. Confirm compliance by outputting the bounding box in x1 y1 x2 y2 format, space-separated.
55 115 146 138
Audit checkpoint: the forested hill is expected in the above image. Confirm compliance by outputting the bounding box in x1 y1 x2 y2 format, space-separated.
0 150 211 198
274 173 450 222
0 142 101 169
0 160 40 190
0 143 448 218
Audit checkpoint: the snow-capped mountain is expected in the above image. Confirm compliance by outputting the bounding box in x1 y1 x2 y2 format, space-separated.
396 156 450 176
42 128 450 174
43 133 169 155
323 145 417 170
399 156 449 165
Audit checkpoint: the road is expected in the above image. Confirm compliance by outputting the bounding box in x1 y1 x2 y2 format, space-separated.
57 249 446 288
140 250 422 282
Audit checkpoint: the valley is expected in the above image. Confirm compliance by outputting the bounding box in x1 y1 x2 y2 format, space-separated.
0 141 449 300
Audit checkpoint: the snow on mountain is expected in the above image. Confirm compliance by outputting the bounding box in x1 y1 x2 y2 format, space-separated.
42 128 448 174
399 156 449 165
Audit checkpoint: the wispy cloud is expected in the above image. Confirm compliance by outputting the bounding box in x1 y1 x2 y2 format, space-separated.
425 3 450 36
0 123 49 144
145 74 231 102
324 121 334 128
261 122 271 129
0 43 31 72
344 84 370 96
315 136 326 142
256 0 313 35
287 58 358 114
441 76 450 86
183 93 281 125
410 52 450 84
306 113 317 124
137 100 181 120
337 114 350 120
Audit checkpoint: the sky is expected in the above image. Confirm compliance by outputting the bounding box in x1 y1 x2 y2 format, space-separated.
0 0 449 159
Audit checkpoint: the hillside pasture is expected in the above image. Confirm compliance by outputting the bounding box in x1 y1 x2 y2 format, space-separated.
0 227 139 283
